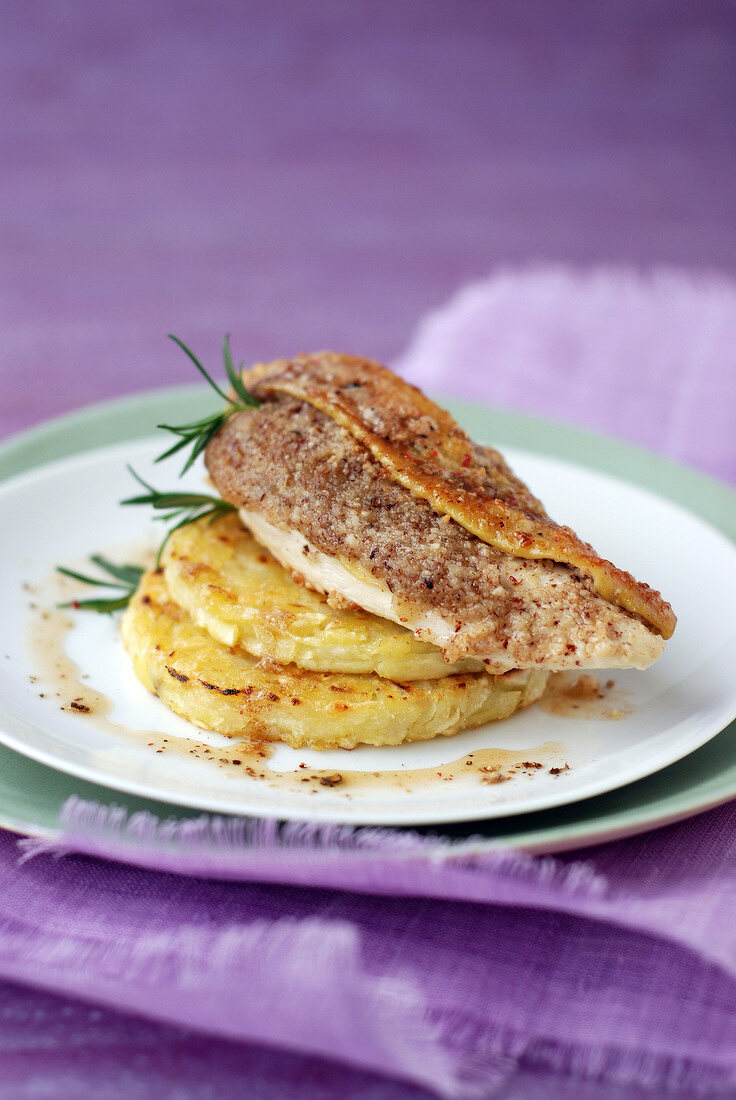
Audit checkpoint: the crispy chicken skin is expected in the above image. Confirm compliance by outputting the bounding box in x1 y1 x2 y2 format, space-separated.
205 353 674 674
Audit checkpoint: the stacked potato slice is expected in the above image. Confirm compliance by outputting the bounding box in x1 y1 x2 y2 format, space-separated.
121 514 548 749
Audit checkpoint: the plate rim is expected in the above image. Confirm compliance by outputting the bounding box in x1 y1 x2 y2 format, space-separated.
1 434 735 827
1 387 735 851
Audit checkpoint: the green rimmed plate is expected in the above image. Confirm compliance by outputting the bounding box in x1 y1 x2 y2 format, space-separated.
0 387 734 852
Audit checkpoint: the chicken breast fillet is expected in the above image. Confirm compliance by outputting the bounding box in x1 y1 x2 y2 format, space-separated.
205 354 674 675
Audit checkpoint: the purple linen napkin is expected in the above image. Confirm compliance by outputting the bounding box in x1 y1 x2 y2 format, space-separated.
25 794 736 986
394 266 736 485
4 802 736 1097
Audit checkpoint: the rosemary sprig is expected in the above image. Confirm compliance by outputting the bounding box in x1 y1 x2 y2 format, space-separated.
122 466 235 565
57 470 236 614
157 334 259 474
57 557 144 613
59 334 250 614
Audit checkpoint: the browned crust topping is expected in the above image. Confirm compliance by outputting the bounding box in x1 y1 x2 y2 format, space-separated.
207 398 663 670
244 353 675 639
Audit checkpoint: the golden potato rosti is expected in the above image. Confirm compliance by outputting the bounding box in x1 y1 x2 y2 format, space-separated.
121 570 548 750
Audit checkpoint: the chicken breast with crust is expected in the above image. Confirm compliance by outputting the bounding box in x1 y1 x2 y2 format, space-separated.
205 353 675 675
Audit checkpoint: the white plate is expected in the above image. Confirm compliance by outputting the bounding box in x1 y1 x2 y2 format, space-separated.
1 437 735 826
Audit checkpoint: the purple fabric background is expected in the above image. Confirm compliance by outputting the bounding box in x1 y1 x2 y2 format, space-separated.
3 1 736 451
1 2 735 1097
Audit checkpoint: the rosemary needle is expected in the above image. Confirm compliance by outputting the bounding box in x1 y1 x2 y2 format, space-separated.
121 466 235 566
57 558 144 614
156 334 259 475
